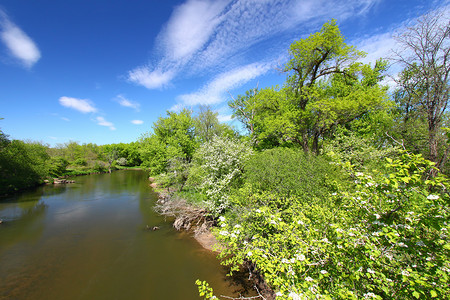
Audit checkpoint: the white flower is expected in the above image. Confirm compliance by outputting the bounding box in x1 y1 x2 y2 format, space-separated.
331 192 337 196
355 172 364 177
427 194 440 200
374 214 381 219
397 242 408 248
234 224 241 228
367 268 375 274
288 292 301 300
364 292 377 298
295 254 306 261
297 220 304 225
221 223 227 227
219 216 226 222
247 251 252 257
230 233 237 238
219 230 229 236
401 270 410 276
281 258 290 264
275 291 283 297
305 276 314 282
320 270 328 274
255 209 261 213
270 220 277 225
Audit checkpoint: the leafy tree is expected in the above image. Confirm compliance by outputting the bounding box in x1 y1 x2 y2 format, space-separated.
153 108 198 162
230 21 389 153
228 87 259 136
139 133 168 175
0 140 50 194
194 106 232 143
283 19 368 153
392 9 450 170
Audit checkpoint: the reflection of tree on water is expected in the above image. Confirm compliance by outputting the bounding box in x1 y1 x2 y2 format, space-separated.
0 196 47 254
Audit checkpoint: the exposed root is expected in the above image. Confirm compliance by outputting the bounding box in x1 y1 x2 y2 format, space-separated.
154 194 213 235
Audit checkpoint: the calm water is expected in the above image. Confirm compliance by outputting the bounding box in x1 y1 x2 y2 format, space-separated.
0 170 240 300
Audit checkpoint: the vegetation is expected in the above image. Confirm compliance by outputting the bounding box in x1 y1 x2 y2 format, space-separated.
1 11 449 300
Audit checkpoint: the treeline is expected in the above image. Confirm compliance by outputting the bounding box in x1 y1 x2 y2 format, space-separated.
0 106 235 196
0 130 143 195
141 17 448 299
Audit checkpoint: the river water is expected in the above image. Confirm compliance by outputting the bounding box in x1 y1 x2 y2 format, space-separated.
0 170 240 300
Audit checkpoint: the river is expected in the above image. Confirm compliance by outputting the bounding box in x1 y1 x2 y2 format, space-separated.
0 170 242 300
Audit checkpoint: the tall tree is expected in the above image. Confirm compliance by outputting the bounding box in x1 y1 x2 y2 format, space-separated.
284 19 366 152
229 21 389 153
194 106 233 143
392 9 450 170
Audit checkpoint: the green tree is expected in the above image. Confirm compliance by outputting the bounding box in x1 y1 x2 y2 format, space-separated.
230 21 389 153
153 108 198 162
194 106 234 143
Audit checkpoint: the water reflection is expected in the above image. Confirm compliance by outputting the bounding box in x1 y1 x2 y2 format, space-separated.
0 170 241 300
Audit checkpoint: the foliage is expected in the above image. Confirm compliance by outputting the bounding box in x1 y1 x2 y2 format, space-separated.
187 136 253 215
48 156 69 177
195 106 235 143
210 152 449 299
230 20 390 153
0 140 50 194
324 127 399 171
243 147 342 199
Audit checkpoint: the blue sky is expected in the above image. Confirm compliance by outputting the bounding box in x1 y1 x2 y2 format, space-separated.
0 0 447 146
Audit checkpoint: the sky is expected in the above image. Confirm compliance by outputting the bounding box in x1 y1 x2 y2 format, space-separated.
0 0 448 146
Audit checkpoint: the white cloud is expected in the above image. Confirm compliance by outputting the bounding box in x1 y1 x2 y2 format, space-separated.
115 94 140 111
177 62 270 106
217 114 232 122
128 66 175 89
128 0 381 89
59 96 97 114
61 117 70 122
161 0 230 62
131 119 144 125
357 32 397 65
0 10 41 68
96 116 116 130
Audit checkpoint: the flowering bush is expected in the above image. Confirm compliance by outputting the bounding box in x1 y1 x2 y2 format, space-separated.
200 151 449 299
187 136 253 215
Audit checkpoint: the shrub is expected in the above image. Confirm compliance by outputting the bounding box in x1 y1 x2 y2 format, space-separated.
187 136 253 215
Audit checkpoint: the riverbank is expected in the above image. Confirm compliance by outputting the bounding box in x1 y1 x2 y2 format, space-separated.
149 181 275 299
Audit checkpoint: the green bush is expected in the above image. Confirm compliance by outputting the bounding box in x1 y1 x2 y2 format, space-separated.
73 158 87 166
243 147 343 201
49 157 69 177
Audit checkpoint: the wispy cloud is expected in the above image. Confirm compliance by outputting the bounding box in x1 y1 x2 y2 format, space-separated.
96 116 116 130
0 10 41 68
59 96 97 114
115 94 140 111
131 119 144 125
174 62 270 109
128 0 380 90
